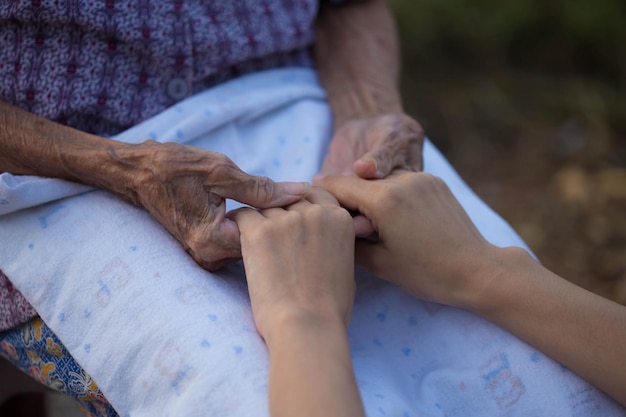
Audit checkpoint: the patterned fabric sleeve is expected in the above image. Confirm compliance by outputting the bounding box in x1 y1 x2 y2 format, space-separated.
0 0 320 136
0 270 38 332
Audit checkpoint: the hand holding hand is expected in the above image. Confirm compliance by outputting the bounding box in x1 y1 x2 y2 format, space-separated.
319 113 424 237
230 188 356 340
316 172 499 308
121 141 310 271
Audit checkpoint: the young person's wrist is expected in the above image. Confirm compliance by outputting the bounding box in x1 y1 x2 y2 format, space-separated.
461 246 536 315
260 305 348 348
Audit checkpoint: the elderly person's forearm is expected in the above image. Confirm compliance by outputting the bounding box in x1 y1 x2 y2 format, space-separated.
0 100 309 270
315 0 403 129
314 0 424 186
0 100 141 200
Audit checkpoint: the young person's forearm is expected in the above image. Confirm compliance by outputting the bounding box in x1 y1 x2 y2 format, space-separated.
0 100 145 203
471 247 626 407
265 313 365 417
314 0 403 128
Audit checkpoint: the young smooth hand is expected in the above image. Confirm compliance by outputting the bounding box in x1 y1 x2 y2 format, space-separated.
318 172 626 409
231 188 365 417
230 188 356 339
315 172 500 309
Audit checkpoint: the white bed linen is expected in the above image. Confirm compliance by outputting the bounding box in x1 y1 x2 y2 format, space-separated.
1 68 623 417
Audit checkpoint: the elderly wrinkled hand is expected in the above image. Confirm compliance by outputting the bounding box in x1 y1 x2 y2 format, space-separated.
320 113 424 178
121 140 310 271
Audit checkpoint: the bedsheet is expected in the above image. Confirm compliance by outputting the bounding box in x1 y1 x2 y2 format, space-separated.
0 68 623 417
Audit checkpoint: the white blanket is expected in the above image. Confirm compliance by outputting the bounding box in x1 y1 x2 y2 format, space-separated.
1 68 623 417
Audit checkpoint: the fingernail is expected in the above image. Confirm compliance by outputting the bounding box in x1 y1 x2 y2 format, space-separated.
368 159 386 178
280 181 311 195
352 158 378 179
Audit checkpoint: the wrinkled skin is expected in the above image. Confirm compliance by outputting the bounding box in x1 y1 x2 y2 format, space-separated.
123 141 310 271
1 96 312 272
320 113 424 178
319 113 425 236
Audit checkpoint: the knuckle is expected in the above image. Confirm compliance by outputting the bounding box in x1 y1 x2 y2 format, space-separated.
404 172 443 194
249 218 275 240
207 154 239 178
306 205 353 235
187 245 211 269
401 114 425 139
375 116 424 154
334 208 356 232
153 142 187 165
186 228 239 272
274 210 306 235
250 175 275 204
373 181 405 211
383 114 425 145
316 204 338 219
305 203 325 216
159 141 182 152
286 208 305 225
184 228 209 257
331 205 353 224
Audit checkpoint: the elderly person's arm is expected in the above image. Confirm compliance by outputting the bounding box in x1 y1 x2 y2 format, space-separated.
0 100 309 270
315 0 424 179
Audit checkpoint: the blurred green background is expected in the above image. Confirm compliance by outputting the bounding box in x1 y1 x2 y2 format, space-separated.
390 0 626 304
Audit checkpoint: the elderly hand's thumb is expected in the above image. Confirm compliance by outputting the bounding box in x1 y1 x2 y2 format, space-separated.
354 157 383 179
218 172 310 208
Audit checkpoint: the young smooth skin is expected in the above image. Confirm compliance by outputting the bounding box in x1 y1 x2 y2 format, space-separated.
316 172 626 408
231 188 365 417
